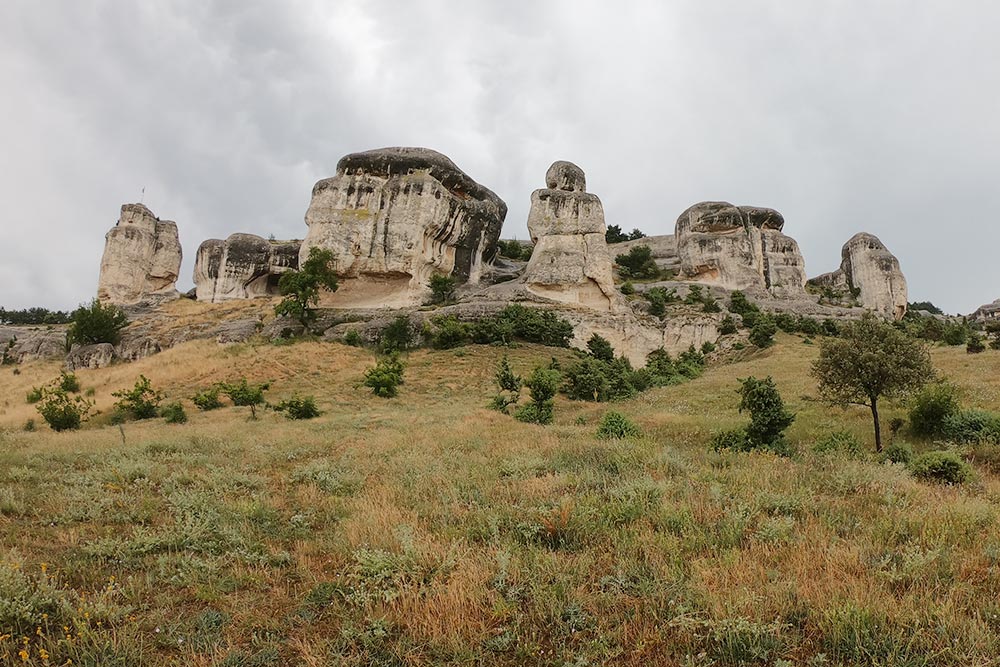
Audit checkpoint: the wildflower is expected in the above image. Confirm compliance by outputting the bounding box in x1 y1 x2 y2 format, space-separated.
39 647 49 660
18 648 29 661
40 563 48 574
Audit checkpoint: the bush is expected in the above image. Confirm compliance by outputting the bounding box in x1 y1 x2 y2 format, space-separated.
941 322 969 346
728 291 759 318
363 354 405 398
58 372 80 393
428 274 457 304
813 431 865 458
620 281 635 295
700 341 716 354
36 387 93 432
883 441 914 465
587 333 615 362
774 313 797 333
514 367 561 425
749 315 778 348
596 411 641 439
274 246 339 330
822 319 840 336
497 239 530 260
489 355 522 413
684 285 704 305
343 329 364 347
192 387 224 411
26 386 43 404
379 315 416 353
908 382 960 437
910 450 973 484
644 287 676 319
273 396 321 420
941 409 1000 444
711 428 750 452
220 378 270 418
161 402 188 424
470 305 574 347
719 315 738 335
614 245 660 279
738 376 795 450
967 333 986 354
702 296 722 313
112 375 163 421
67 299 128 346
797 317 822 336
23 419 35 432
425 315 472 349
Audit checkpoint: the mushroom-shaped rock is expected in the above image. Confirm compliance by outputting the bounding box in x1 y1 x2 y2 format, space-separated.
298 147 506 307
807 233 908 320
194 234 301 303
522 161 619 311
97 204 182 305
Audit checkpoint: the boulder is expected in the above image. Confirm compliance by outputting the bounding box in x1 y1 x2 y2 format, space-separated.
522 161 619 311
116 336 161 362
214 319 262 344
299 147 506 307
66 343 117 370
194 234 301 302
98 203 182 305
674 202 807 297
973 298 1000 322
4 329 66 363
807 233 908 320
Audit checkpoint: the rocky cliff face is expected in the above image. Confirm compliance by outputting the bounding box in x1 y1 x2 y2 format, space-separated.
299 147 506 307
807 233 908 320
973 298 1000 322
194 234 300 303
97 204 182 304
675 202 807 297
522 161 620 311
611 235 680 274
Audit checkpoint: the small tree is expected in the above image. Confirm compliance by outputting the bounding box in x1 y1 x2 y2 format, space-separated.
363 354 405 398
587 333 615 362
812 313 934 451
112 375 163 420
749 314 778 348
220 378 270 419
719 315 738 335
36 387 93 431
738 376 795 449
614 246 659 279
379 315 416 353
273 396 321 420
967 332 986 354
515 367 561 425
68 299 128 346
428 274 457 305
274 247 339 331
605 225 628 244
489 355 522 413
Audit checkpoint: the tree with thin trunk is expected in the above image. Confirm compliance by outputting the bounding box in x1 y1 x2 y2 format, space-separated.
811 312 934 451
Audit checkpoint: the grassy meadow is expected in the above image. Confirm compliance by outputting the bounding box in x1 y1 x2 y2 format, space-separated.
2 333 1000 665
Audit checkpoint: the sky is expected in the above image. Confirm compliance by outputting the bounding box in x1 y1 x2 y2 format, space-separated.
1 1 998 314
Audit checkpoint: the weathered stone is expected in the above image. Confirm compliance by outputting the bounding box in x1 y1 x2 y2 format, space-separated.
194 234 300 302
214 319 262 344
522 161 619 311
612 235 680 273
116 336 161 362
973 298 1000 322
675 202 806 297
98 203 182 305
3 329 66 363
299 147 506 307
807 233 908 320
260 318 305 340
545 161 586 192
66 343 117 370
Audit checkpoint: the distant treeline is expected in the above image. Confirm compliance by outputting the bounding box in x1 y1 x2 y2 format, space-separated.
0 307 72 325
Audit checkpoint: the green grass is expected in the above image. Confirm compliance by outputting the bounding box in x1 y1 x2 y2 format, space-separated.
1 335 1000 664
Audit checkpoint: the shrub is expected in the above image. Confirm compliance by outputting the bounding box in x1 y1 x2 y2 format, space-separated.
813 431 865 458
701 341 716 354
703 296 722 313
774 313 797 333
908 382 960 437
619 281 635 295
684 284 704 305
749 314 778 348
470 305 574 347
941 409 1000 444
192 387 224 411
428 274 457 304
161 402 188 424
910 450 973 484
490 355 522 413
36 387 93 431
23 419 35 432
112 375 163 421
363 354 405 398
942 322 969 346
425 315 472 349
614 245 660 279
58 372 80 393
497 239 529 260
220 378 270 418
514 367 561 425
967 332 986 354
821 319 840 336
343 329 364 347
644 287 676 318
274 247 339 330
711 427 750 452
728 290 759 318
596 411 641 439
587 333 615 362
273 396 321 420
883 441 914 465
379 315 416 353
797 317 822 336
719 315 738 335
26 386 43 404
738 376 794 451
67 299 128 346
676 346 707 379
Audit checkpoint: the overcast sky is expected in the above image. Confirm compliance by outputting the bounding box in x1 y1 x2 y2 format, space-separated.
1 1 998 314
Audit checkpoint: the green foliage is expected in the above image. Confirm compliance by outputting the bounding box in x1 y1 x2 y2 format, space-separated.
908 382 960 438
274 247 339 330
273 396 321 420
379 315 416 353
774 313 797 333
738 376 795 450
343 329 364 347
700 341 716 355
941 409 1000 444
702 296 722 313
797 316 822 336
822 319 841 336
0 306 71 325
719 315 738 335
563 356 612 401
425 315 472 349
684 284 704 305
812 313 934 451
112 375 163 421
23 418 35 432
58 372 80 393
514 367 561 425
67 299 128 346
909 301 943 315
813 431 865 458
497 239 531 260
614 245 659 279
192 387 224 411
587 333 615 362
728 290 759 318
941 321 969 346
749 314 777 348
596 411 641 439
710 427 750 452
160 402 188 424
883 441 914 465
967 332 986 354
490 355 522 413
643 287 677 319
470 305 574 347
619 281 635 295
910 450 973 484
26 386 43 404
36 386 93 432
606 225 644 244
428 273 457 305
363 354 405 398
220 378 270 418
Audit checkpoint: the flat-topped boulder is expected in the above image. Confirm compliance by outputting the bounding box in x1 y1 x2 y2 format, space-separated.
194 234 300 303
808 232 908 320
97 203 182 305
521 161 619 311
299 147 506 307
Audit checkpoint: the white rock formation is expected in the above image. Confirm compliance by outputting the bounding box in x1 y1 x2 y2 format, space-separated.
612 235 680 274
807 232 908 320
973 298 1000 322
674 202 807 297
299 147 506 307
194 234 300 303
522 161 620 311
97 204 182 304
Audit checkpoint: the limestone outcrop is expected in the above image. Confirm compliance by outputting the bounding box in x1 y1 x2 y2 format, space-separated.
973 299 1000 322
522 161 619 311
611 235 680 274
807 233 908 320
299 147 507 307
97 204 182 305
194 234 300 303
65 343 116 371
675 202 808 297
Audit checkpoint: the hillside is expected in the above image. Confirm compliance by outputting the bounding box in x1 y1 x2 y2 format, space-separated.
2 336 1000 665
